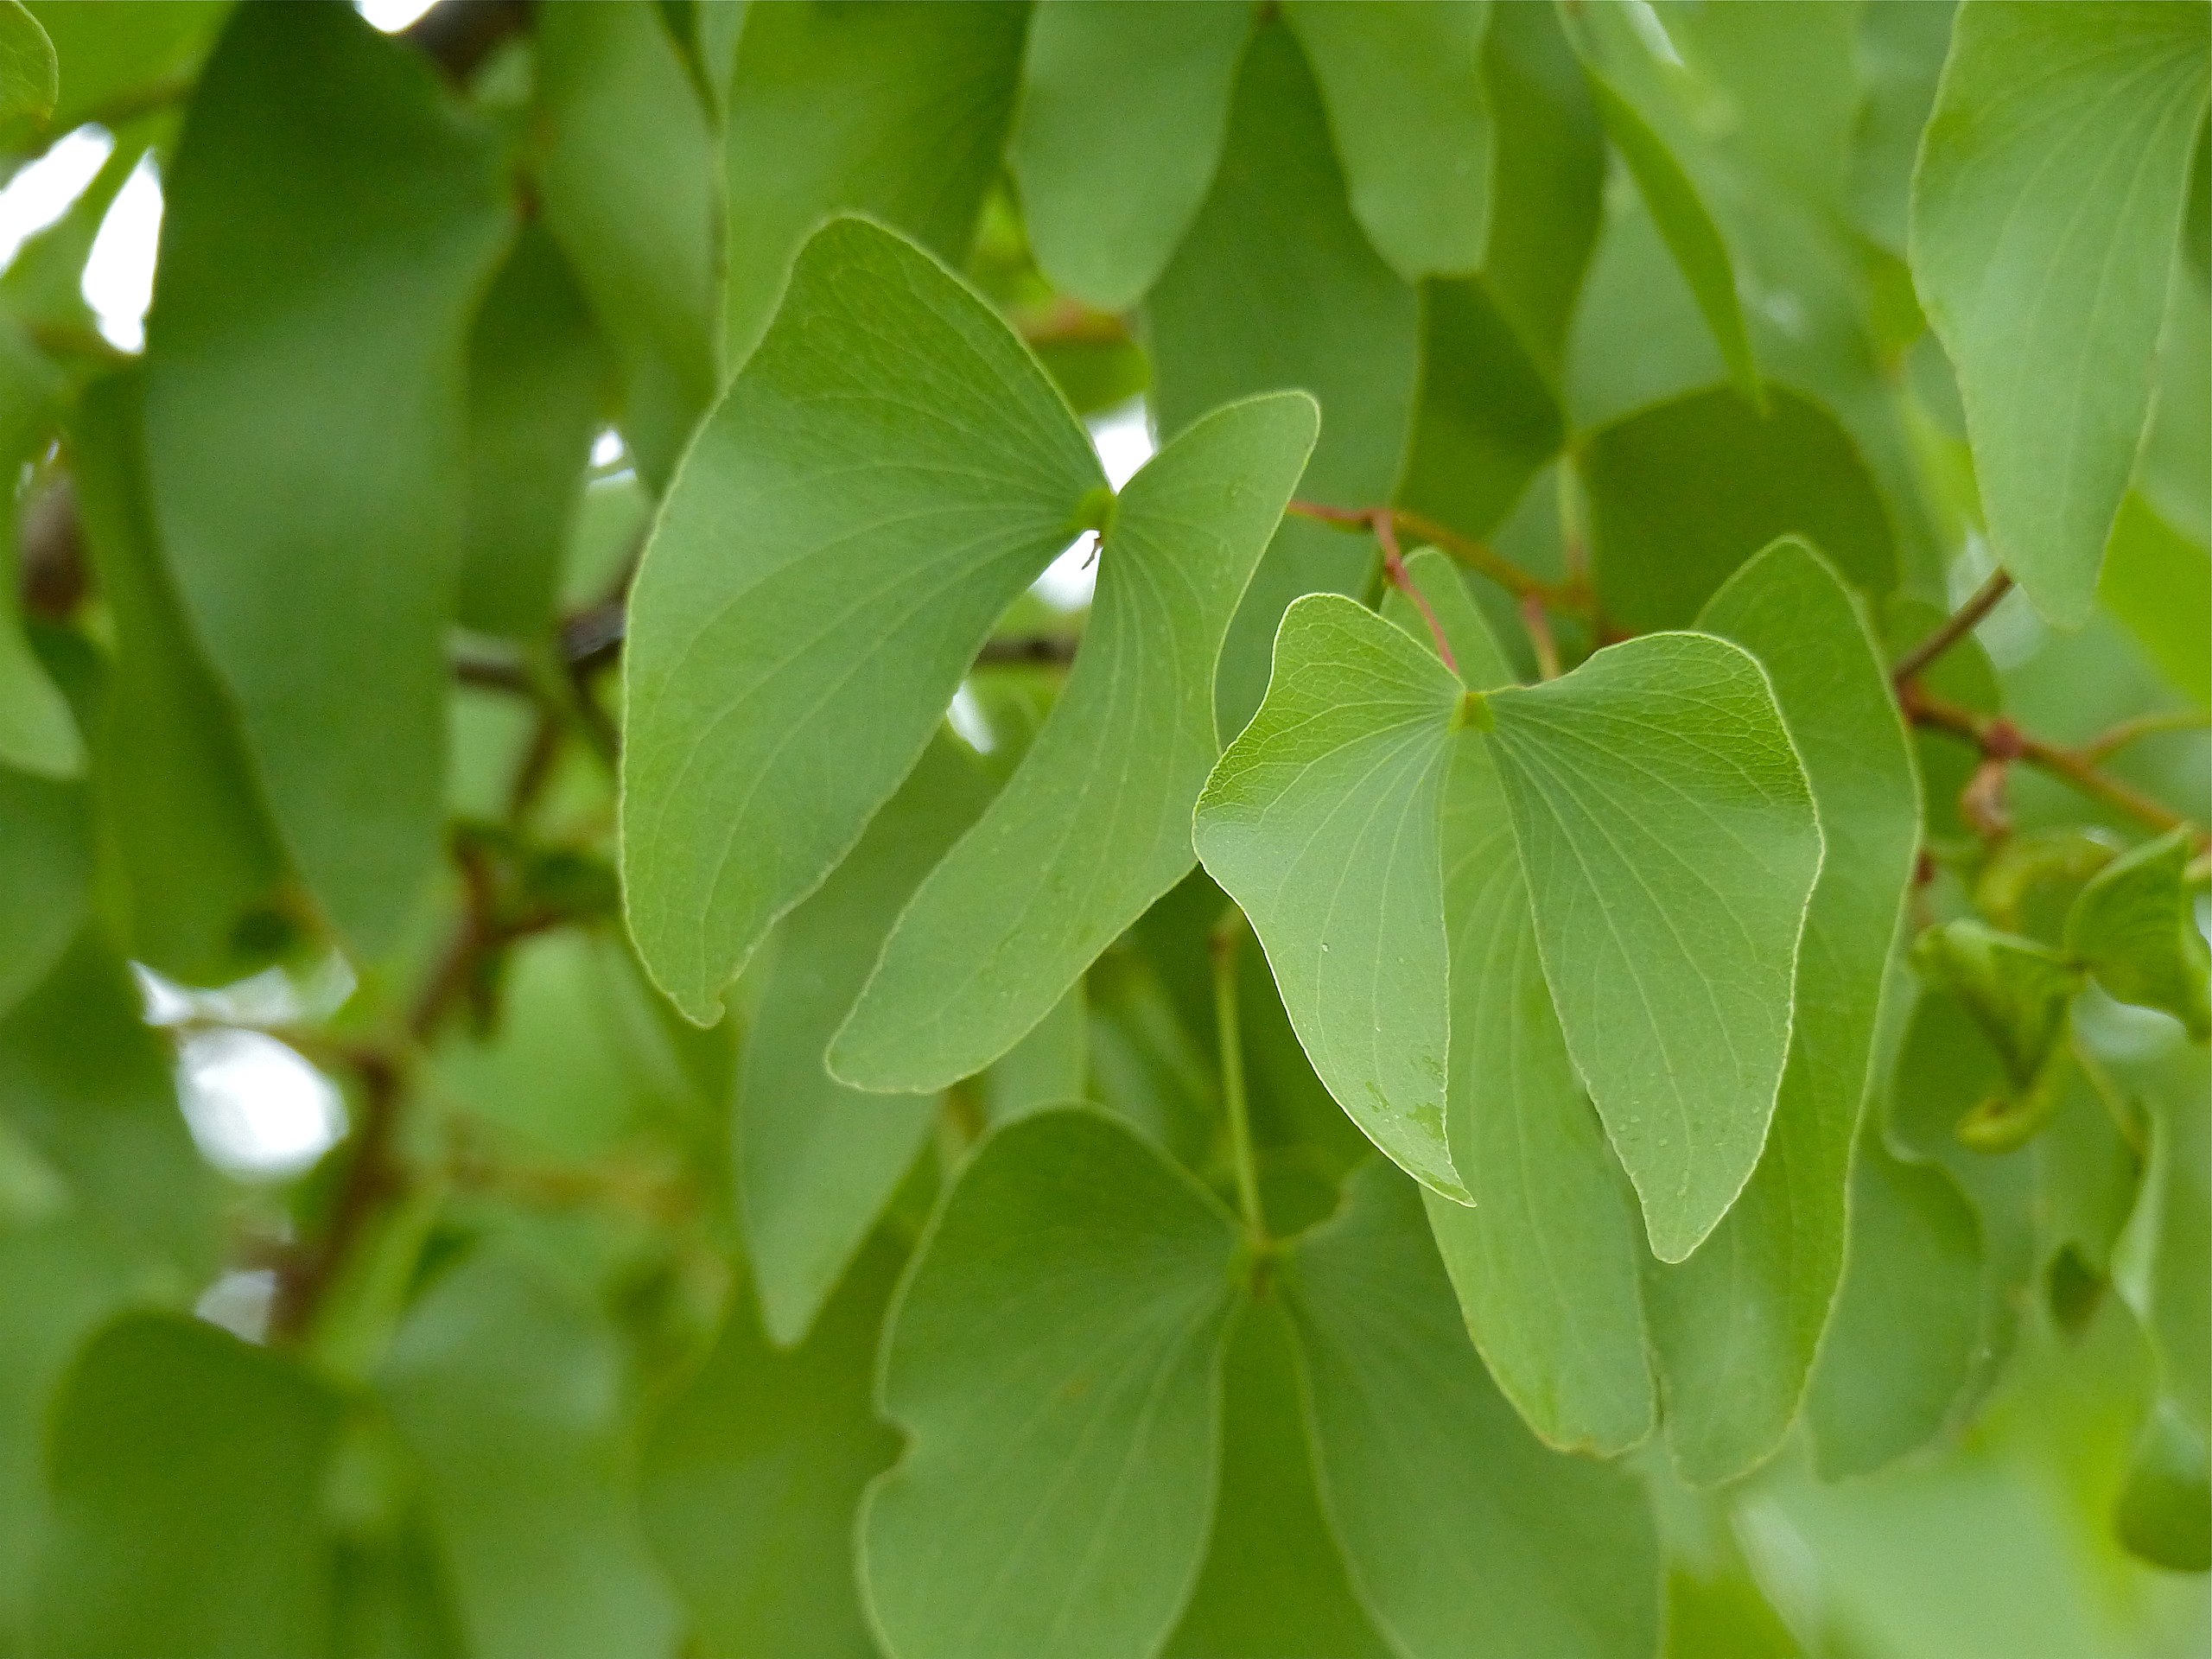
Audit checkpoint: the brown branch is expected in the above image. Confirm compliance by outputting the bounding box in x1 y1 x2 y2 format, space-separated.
1901 683 2202 842
1892 568 2013 686
267 1049 403 1340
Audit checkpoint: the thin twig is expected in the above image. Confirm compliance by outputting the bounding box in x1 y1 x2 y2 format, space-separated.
1370 509 1458 674
1901 683 2202 842
1287 499 1612 638
2075 707 2211 765
1892 568 2013 686
1520 594 1561 681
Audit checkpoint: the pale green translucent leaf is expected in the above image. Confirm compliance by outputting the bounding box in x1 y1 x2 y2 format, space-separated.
642 1236 903 1659
1193 594 1466 1200
1283 1160 1663 1659
72 371 283 987
1010 1 1255 310
1911 0 2210 625
1282 0 1493 280
741 734 994 1348
834 392 1317 1091
534 0 721 492
2066 828 2211 1039
33 1314 346 1659
2099 493 2211 708
1487 631 1823 1262
1161 1299 1391 1659
0 3 54 137
1580 63 1761 407
1387 552 1655 1456
378 1249 681 1659
1148 17 1420 733
1645 539 1921 1484
723 1 1027 364
861 1109 1241 1659
455 223 609 641
143 2 512 954
1581 386 1897 632
620 216 1103 1024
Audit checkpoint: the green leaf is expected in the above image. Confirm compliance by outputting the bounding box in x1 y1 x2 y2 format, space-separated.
533 0 721 493
0 319 79 780
17 1 220 143
1644 538 1922 1484
455 224 610 641
1281 0 1493 281
1912 920 2079 1094
641 1235 904 1659
740 734 995 1348
2114 1043 2211 1440
1282 1160 1663 1659
980 980 1089 1126
2115 1399 2211 1573
1848 0 1956 256
378 1249 682 1659
1147 16 1421 733
861 1109 1241 1659
1387 551 1656 1456
33 1313 346 1659
0 1220 143 1645
1193 594 1467 1201
1478 0 1605 378
1806 1112 1986 1480
1397 276 1565 541
71 371 284 987
1580 385 1898 632
1160 1300 1392 1659
722 0 1027 363
1580 62 1761 407
1910 0 2211 625
0 934 219 1278
0 760 84 1025
832 392 1317 1091
143 2 513 955
0 2 54 133
1009 0 1256 310
1485 630 1824 1262
2066 828 2211 1039
433 927 718 1164
1083 943 1217 1168
620 216 1104 1025
2099 493 2211 708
